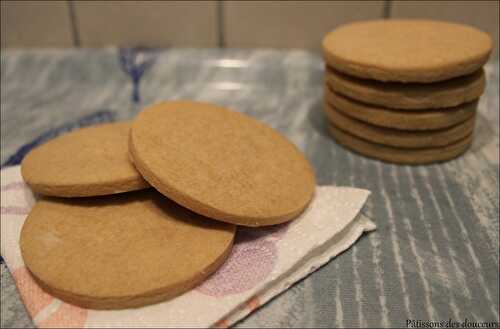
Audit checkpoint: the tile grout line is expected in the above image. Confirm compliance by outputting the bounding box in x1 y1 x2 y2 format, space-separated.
383 0 392 19
216 0 225 48
67 0 80 47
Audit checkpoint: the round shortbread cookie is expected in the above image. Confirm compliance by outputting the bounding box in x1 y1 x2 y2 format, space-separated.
324 87 477 130
323 103 475 148
325 67 485 110
328 124 473 164
130 101 315 227
21 122 149 197
322 19 492 82
20 190 235 309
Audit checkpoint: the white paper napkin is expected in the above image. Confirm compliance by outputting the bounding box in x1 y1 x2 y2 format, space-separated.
1 165 375 328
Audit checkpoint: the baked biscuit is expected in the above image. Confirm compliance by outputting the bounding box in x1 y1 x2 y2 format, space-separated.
324 87 477 130
328 124 473 164
323 19 492 82
21 122 149 197
325 67 485 110
323 104 475 148
130 101 316 227
20 190 235 309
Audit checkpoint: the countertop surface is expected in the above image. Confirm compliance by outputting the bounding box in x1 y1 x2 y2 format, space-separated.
1 48 498 328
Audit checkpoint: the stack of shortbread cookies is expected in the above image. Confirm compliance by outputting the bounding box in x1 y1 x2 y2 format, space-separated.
19 101 316 310
322 20 492 164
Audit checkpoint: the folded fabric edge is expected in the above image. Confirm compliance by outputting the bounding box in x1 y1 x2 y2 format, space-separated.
218 213 376 328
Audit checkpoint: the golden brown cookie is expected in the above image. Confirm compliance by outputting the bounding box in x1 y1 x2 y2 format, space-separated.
21 122 149 197
324 87 477 130
323 103 475 148
328 123 473 164
322 19 492 82
20 189 235 309
325 67 485 110
130 101 315 227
